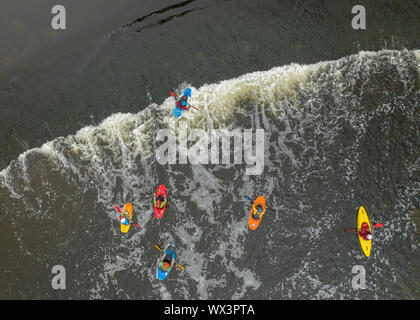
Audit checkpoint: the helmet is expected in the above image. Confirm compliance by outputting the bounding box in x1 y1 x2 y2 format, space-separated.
257 207 263 213
184 88 192 97
163 262 170 269
121 218 126 224
367 234 373 240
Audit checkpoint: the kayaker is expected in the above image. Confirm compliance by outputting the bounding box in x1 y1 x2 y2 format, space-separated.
120 210 131 225
175 88 192 110
154 193 167 209
120 217 130 225
252 204 265 220
161 261 172 272
160 250 175 271
358 222 373 241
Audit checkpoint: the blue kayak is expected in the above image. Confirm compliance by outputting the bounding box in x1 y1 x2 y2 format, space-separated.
171 106 186 118
157 244 176 280
171 88 192 118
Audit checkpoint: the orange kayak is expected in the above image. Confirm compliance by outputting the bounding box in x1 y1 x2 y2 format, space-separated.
248 196 266 230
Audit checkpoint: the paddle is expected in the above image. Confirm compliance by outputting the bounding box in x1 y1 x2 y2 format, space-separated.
169 90 199 111
244 195 271 210
132 222 143 230
344 223 384 233
154 244 185 271
244 195 256 205
114 206 143 230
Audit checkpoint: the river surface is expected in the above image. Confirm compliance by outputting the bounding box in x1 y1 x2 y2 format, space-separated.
0 0 419 299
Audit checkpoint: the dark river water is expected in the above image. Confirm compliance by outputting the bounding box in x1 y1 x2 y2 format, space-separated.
0 0 419 299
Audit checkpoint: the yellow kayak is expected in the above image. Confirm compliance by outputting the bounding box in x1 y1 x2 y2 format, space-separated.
120 202 133 233
357 206 372 257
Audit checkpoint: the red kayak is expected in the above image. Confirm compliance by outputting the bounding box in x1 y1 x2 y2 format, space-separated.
154 185 167 219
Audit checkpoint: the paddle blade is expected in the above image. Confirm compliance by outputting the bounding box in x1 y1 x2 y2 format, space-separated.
114 206 121 213
169 91 177 98
154 245 162 252
134 223 143 229
244 195 254 205
373 223 384 228
344 229 356 232
177 264 184 271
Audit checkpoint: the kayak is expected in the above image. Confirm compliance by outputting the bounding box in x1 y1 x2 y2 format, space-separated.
357 206 372 257
157 244 176 280
154 185 167 219
171 106 187 118
171 88 191 119
248 196 266 230
120 202 133 233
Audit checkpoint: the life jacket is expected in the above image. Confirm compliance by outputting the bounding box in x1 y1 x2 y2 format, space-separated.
360 222 370 233
121 212 130 225
359 222 372 240
160 260 171 271
252 204 265 220
176 95 189 109
155 195 166 209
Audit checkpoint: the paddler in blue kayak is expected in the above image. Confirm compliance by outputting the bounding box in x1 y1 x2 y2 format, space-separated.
171 88 192 118
159 247 176 273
